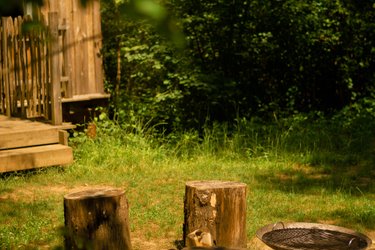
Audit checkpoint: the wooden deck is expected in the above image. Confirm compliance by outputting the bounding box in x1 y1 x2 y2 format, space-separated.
0 115 75 173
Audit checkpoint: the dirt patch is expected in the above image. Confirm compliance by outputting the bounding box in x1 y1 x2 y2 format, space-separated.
131 236 176 250
0 184 122 202
367 231 375 250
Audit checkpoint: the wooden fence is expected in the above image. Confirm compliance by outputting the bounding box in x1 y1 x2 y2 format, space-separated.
0 13 63 124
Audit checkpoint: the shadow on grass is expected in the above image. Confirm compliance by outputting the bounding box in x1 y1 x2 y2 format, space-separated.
252 152 375 230
254 153 375 195
250 109 375 194
0 165 66 180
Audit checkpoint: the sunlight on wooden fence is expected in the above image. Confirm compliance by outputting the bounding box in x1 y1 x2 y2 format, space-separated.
0 15 52 119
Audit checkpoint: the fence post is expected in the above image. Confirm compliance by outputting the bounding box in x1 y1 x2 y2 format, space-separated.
2 17 11 117
48 12 62 125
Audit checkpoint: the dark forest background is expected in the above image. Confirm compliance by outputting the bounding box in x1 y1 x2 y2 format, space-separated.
101 0 375 132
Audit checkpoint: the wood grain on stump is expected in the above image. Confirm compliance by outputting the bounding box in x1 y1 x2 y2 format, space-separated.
183 181 247 249
64 187 132 250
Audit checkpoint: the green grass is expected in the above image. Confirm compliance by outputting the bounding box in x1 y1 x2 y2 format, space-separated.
0 115 374 249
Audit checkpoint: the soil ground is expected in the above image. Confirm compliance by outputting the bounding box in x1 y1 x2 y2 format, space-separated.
2 185 374 250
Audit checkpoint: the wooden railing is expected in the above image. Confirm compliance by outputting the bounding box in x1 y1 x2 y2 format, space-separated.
0 13 63 124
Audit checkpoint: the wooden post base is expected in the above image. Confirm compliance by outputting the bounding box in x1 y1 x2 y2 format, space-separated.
64 187 132 250
183 181 247 249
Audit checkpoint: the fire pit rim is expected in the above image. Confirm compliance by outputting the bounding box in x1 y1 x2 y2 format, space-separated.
256 222 372 250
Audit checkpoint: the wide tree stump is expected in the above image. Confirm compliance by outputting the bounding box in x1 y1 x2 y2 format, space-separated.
64 187 132 250
183 181 247 249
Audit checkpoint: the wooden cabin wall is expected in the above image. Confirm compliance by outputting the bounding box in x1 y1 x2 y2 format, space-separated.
40 0 104 99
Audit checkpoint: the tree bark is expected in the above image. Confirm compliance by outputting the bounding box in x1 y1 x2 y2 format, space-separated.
183 181 247 249
64 187 132 250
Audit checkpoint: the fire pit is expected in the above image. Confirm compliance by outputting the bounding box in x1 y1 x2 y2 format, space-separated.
256 222 372 250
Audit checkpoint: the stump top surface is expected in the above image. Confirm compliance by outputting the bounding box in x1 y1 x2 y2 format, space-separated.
64 187 125 200
186 180 247 189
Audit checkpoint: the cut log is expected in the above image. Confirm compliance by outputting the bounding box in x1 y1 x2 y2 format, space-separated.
183 181 247 249
64 187 132 250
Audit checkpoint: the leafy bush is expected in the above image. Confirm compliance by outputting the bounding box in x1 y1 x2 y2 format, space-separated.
101 0 375 130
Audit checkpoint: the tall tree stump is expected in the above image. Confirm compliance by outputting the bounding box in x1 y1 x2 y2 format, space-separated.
64 187 132 250
183 181 247 249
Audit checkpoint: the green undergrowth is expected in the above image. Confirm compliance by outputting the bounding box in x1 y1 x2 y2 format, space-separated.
0 112 374 249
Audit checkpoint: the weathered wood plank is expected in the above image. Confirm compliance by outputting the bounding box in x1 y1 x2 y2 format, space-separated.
71 0 79 96
2 17 11 117
49 12 62 125
0 115 75 131
17 16 27 118
0 144 73 173
79 2 88 95
86 0 95 94
0 121 52 130
0 23 3 114
0 127 59 150
7 17 16 115
93 0 104 94
64 0 73 98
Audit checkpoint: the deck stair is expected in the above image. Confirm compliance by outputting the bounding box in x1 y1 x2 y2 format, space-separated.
0 116 75 173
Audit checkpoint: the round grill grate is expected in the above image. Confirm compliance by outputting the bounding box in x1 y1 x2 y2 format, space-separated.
256 222 372 250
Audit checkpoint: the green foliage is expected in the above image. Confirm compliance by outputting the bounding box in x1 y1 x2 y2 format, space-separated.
101 0 375 130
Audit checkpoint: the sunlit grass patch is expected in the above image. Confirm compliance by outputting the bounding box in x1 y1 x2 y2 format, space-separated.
0 116 374 249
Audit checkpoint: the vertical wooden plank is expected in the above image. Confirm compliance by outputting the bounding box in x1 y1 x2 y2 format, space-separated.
14 17 23 117
13 17 19 115
41 15 48 118
86 0 95 94
71 0 79 96
44 14 51 119
46 0 58 13
58 24 65 97
2 17 11 117
0 22 3 114
25 15 33 118
77 1 89 95
49 12 62 125
17 16 26 118
30 20 37 117
7 18 16 116
63 0 73 98
36 22 42 116
59 130 69 145
59 0 72 98
0 23 5 114
93 0 104 94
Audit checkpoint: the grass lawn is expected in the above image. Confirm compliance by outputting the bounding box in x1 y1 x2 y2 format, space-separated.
0 120 375 249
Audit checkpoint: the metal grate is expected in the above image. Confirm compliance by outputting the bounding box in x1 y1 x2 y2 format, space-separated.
257 222 372 250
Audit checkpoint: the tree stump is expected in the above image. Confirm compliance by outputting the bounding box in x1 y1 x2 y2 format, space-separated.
183 181 247 249
64 187 132 250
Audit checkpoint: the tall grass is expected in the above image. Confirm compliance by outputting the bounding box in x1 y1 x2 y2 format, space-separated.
0 108 374 249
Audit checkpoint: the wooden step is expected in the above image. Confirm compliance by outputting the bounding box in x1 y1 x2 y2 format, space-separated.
0 127 63 150
0 144 73 173
0 115 74 150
